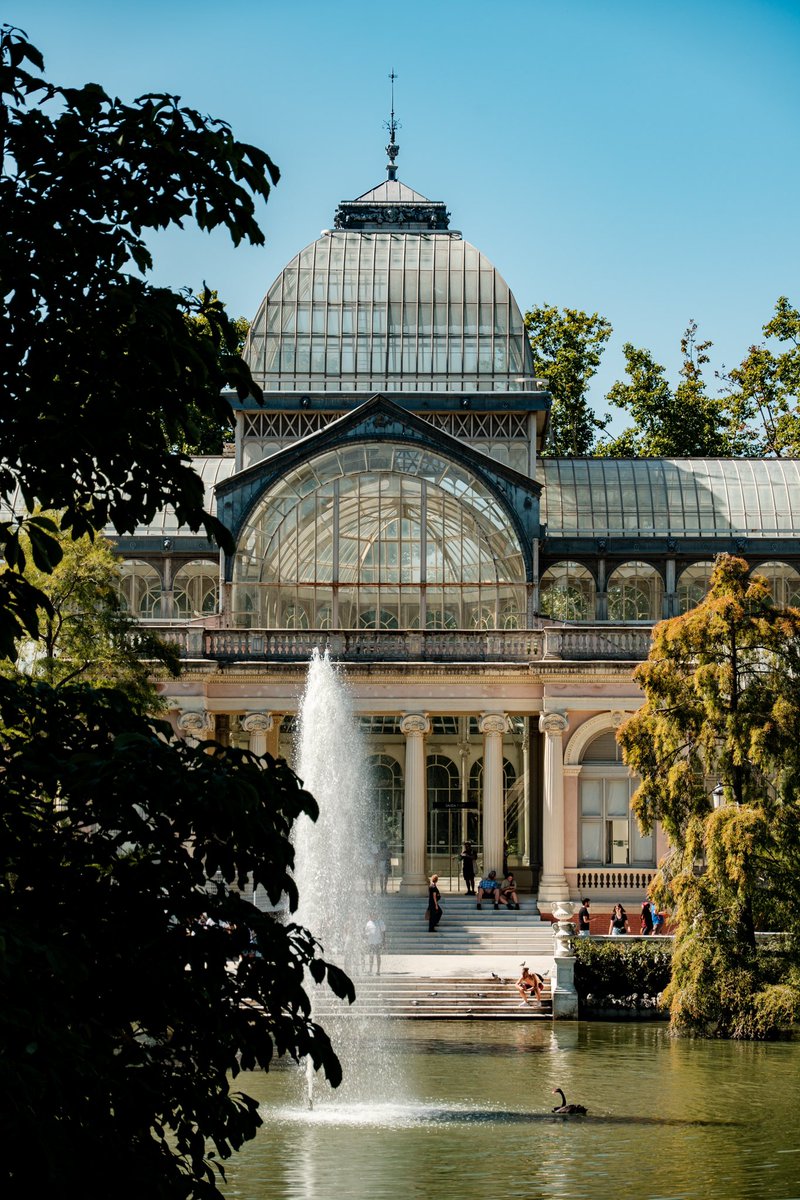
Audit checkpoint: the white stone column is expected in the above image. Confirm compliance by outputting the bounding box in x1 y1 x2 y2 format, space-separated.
480 712 508 876
241 712 274 759
399 713 430 896
538 711 571 904
177 710 215 747
521 728 531 866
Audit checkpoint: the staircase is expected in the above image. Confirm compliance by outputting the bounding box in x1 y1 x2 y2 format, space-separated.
314 973 552 1020
376 892 555 956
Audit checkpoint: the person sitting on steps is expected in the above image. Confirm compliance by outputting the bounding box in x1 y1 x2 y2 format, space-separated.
516 965 543 1007
476 870 501 909
499 872 520 909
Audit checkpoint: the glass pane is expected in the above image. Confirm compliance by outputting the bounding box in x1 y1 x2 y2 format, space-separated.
580 780 602 817
606 779 630 817
607 818 629 864
581 822 602 862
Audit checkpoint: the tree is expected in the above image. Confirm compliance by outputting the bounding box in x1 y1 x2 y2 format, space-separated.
0 26 352 1197
4 521 179 711
524 304 612 456
720 296 800 456
178 294 250 455
601 322 743 457
618 556 800 1038
0 680 353 1197
1 24 278 655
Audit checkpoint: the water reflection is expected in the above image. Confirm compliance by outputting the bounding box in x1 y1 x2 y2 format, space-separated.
222 1022 800 1200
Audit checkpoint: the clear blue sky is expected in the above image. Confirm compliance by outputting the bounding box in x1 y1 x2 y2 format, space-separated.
17 0 800 428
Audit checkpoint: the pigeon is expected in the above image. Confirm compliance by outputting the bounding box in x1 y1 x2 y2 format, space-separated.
491 972 501 981
428 991 439 996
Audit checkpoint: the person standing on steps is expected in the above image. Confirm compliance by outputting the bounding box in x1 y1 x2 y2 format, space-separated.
459 842 476 895
427 873 442 932
364 911 386 974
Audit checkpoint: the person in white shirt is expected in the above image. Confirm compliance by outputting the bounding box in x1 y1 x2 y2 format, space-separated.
364 912 386 975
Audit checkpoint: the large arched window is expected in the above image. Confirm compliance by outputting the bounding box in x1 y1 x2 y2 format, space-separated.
427 755 460 858
753 560 800 607
367 754 404 857
607 561 663 621
118 560 163 618
172 560 218 618
540 562 595 621
233 444 527 630
578 730 653 867
677 561 715 614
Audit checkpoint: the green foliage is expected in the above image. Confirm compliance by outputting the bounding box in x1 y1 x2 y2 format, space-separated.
524 304 612 456
178 294 250 454
0 26 354 1198
572 937 672 1001
601 322 743 457
721 297 800 456
3 519 178 710
0 679 353 1197
1 24 278 653
618 554 800 1037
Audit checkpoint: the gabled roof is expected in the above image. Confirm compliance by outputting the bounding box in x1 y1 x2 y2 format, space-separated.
215 394 542 559
353 179 432 203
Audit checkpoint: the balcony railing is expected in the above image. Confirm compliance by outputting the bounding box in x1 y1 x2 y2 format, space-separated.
149 622 654 664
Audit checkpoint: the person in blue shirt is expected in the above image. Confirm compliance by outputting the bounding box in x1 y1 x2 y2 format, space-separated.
476 870 501 909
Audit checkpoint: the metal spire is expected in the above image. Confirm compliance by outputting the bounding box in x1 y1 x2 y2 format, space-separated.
384 69 400 180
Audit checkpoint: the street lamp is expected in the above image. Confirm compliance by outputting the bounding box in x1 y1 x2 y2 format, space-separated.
712 783 725 809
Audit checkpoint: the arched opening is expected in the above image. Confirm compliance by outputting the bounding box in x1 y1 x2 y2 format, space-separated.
578 730 653 867
540 561 595 621
677 561 715 614
172 560 218 618
607 561 663 621
753 560 800 607
118 560 163 619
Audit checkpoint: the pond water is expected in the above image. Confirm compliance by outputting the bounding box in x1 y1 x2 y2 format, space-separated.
221 1021 800 1200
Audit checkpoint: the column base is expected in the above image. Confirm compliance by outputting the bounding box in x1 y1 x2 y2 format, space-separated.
398 873 430 897
537 874 572 905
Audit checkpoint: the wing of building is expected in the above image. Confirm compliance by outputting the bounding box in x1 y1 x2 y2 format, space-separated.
113 166 800 909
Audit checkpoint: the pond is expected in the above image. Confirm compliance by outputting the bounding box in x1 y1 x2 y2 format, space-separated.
220 1021 800 1200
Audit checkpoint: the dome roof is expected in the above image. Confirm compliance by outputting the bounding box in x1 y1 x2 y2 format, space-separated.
243 179 536 395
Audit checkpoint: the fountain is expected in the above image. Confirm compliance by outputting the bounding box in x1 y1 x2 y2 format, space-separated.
292 648 398 1108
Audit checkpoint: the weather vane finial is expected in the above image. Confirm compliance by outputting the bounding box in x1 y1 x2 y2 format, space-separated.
384 69 400 180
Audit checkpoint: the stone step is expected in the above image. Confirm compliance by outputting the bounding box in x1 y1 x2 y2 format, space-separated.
313 976 552 1020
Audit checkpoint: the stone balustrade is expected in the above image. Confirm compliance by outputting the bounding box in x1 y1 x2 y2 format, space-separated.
145 622 654 664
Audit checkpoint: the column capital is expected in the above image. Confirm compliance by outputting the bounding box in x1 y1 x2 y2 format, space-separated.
177 710 214 739
539 710 568 737
400 713 430 737
241 711 274 736
479 712 508 736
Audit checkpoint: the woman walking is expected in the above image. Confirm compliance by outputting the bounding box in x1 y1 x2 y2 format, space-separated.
609 903 629 936
428 874 442 932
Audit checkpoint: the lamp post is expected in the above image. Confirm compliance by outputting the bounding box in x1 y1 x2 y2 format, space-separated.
712 783 725 809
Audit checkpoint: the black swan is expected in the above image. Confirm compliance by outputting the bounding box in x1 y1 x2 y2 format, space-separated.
551 1087 587 1115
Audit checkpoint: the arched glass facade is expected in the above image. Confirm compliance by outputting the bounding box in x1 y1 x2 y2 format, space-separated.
232 443 526 630
244 232 534 393
539 561 595 620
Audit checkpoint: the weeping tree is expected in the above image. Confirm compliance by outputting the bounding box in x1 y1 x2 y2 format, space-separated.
618 555 800 1038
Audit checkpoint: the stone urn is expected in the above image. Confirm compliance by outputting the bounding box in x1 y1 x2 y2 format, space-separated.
551 901 576 958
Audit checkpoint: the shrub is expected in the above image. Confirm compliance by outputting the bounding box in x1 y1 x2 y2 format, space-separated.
573 938 672 1006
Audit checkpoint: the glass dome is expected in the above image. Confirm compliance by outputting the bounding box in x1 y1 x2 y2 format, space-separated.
244 230 535 394
232 442 526 629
